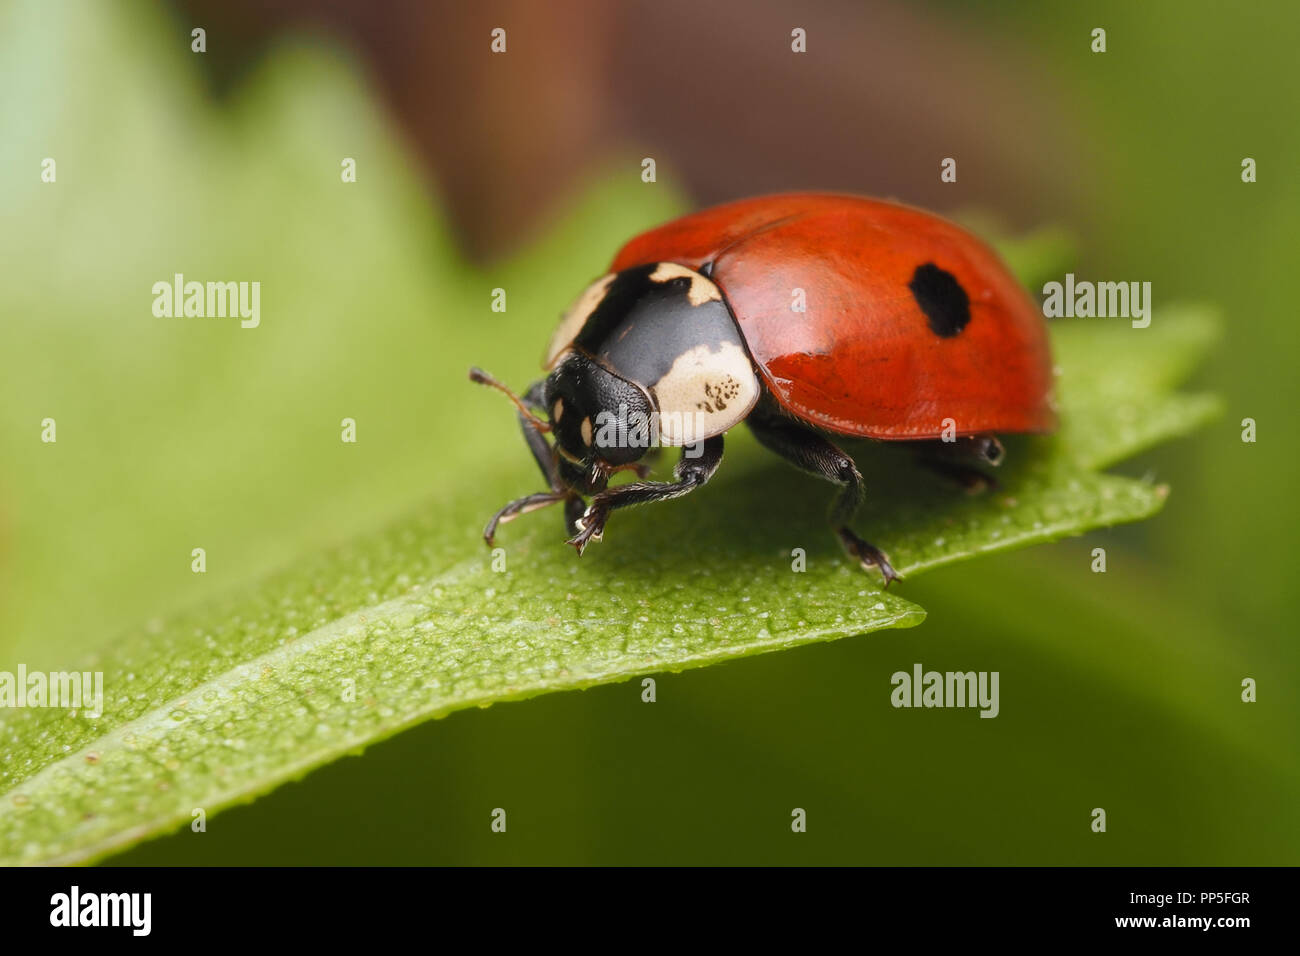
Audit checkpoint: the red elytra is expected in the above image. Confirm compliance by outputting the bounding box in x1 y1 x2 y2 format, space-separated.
609 193 1056 439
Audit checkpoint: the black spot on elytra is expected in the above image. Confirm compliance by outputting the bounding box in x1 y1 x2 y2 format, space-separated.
909 263 970 338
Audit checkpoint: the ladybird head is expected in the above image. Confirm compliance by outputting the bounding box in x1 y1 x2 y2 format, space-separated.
542 352 655 495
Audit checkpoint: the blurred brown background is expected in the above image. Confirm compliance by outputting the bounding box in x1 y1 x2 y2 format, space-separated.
172 0 1084 260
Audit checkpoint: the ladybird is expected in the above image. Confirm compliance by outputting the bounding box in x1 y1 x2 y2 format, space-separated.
470 193 1055 585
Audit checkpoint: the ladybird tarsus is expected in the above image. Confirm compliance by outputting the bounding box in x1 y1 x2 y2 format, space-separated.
567 512 605 555
483 490 568 547
561 437 725 556
837 527 903 588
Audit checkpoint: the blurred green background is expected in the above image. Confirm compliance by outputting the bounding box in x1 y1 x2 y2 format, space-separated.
1 0 1295 863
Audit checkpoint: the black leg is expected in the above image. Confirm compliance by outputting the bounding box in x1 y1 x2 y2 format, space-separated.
564 494 586 539
747 413 901 586
567 436 725 554
913 434 1003 494
484 491 569 546
495 380 587 539
518 380 562 491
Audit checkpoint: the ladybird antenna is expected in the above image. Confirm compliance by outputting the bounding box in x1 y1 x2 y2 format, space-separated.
468 366 552 433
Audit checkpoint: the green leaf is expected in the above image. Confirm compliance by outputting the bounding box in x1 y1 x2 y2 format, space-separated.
0 1 1219 864
1052 306 1223 469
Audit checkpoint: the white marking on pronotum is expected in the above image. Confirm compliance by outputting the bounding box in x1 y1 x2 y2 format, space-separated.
653 342 759 445
545 273 615 368
650 262 722 306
